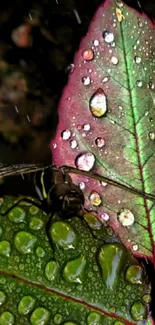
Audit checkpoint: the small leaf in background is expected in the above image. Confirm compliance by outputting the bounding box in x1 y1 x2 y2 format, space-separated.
0 197 152 324
51 0 155 262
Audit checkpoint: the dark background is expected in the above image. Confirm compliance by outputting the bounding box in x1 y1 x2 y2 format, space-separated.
0 0 154 164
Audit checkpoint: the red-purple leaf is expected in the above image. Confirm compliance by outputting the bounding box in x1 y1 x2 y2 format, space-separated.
51 0 155 262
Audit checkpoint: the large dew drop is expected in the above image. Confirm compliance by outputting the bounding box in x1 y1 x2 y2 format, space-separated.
89 88 107 117
82 49 94 61
18 295 36 315
75 152 95 171
63 256 86 284
30 307 50 325
50 221 77 249
118 209 134 226
103 30 114 43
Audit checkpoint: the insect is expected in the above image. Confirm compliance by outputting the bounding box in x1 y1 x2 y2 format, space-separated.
0 163 85 218
0 163 155 242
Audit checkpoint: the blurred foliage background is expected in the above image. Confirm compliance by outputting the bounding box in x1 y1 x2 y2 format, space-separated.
0 0 154 165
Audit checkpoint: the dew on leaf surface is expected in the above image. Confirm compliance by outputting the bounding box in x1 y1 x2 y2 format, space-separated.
98 243 126 288
0 311 15 325
125 265 143 284
45 260 59 281
70 139 78 149
93 39 99 46
50 221 77 249
78 182 85 190
0 240 11 257
134 56 141 64
132 244 139 251
36 246 45 257
83 124 90 131
82 76 91 86
149 132 155 140
130 301 147 321
30 307 50 325
136 80 143 87
100 213 110 221
8 207 26 223
148 81 155 89
82 49 94 61
53 313 63 324
61 129 71 140
87 311 103 325
65 63 75 74
0 291 6 306
95 137 105 148
142 294 152 303
103 30 114 43
29 217 44 230
14 231 37 254
118 209 135 227
111 56 119 65
102 76 110 83
75 152 95 171
89 88 107 117
18 295 36 315
63 256 86 284
84 213 102 229
89 191 102 206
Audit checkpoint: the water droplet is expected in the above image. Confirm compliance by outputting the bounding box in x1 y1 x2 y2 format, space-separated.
78 182 85 190
87 312 103 325
100 213 109 221
89 191 102 206
65 63 75 74
75 152 95 171
63 256 86 284
36 246 45 257
136 80 143 87
70 139 78 149
134 56 141 64
63 323 77 325
148 81 155 89
82 49 94 61
0 240 11 257
93 39 99 46
14 231 37 254
18 295 36 315
102 76 110 83
130 301 147 321
114 322 125 325
29 205 39 215
132 244 139 251
50 221 77 249
98 243 126 288
125 265 143 284
89 88 107 117
84 213 102 229
95 137 105 148
82 76 91 86
61 129 71 140
101 181 107 187
83 124 90 131
0 291 6 306
118 209 134 226
53 313 63 324
45 261 59 281
30 307 50 325
8 207 26 223
142 294 151 303
0 312 15 325
103 31 114 43
111 56 119 65
149 132 155 140
29 217 44 230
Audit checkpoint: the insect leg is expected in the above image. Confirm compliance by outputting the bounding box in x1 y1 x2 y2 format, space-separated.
0 198 42 216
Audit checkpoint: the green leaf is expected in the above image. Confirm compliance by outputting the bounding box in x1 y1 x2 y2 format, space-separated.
0 197 151 324
51 0 155 260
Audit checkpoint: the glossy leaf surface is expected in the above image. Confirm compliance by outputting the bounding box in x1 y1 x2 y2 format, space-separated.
51 0 155 261
0 197 152 324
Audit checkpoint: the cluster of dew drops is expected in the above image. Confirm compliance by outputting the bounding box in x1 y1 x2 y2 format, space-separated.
52 1 155 253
